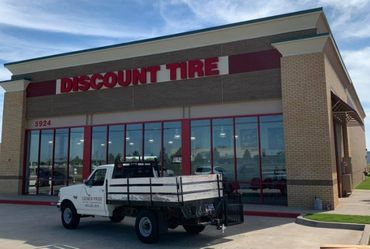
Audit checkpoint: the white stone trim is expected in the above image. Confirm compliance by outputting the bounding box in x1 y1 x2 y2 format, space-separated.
5 11 322 76
0 79 29 92
271 35 329 57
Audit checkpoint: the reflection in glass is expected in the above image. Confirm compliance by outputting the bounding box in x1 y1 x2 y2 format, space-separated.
163 122 182 176
260 115 286 205
26 130 40 194
235 117 260 203
38 129 54 195
126 124 142 161
69 128 84 185
191 120 211 174
212 118 234 182
108 125 124 164
53 128 68 195
144 123 161 161
91 126 107 170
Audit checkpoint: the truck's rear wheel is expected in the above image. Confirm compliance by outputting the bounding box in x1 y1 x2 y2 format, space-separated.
183 224 205 234
109 215 125 223
61 202 80 229
135 210 159 243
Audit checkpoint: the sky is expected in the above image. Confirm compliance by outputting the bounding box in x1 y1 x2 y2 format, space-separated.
0 0 370 146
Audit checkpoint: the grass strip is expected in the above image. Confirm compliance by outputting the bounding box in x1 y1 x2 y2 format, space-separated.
304 213 370 224
356 176 370 190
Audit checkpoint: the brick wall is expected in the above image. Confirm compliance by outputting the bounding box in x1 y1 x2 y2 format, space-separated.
0 91 26 194
281 53 338 208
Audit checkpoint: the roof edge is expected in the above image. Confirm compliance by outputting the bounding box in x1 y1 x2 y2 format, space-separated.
4 7 323 67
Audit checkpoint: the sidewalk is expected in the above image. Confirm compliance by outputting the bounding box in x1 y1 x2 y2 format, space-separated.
326 190 370 216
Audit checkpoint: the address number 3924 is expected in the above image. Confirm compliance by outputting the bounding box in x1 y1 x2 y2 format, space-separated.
34 120 51 128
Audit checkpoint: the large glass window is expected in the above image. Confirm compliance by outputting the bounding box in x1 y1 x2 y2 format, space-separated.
144 123 161 162
53 128 69 195
212 118 234 182
260 115 286 205
38 129 54 195
191 120 211 175
163 122 182 176
126 124 142 161
25 114 286 204
235 117 260 203
108 125 124 164
91 126 107 170
69 128 84 185
25 130 40 194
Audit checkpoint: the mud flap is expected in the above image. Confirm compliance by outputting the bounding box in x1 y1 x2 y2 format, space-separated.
222 193 244 226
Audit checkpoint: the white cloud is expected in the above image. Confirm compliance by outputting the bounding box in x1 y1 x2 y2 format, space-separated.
0 67 11 82
0 0 156 39
338 47 370 145
0 30 85 63
157 0 370 40
342 47 370 105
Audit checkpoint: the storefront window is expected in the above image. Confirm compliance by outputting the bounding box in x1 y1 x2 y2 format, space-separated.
191 120 211 174
53 128 68 195
235 117 260 203
144 123 161 162
126 124 142 161
212 118 234 182
24 114 286 204
91 126 107 170
69 127 84 185
260 115 286 205
108 125 124 164
38 129 54 195
25 130 40 194
163 122 182 176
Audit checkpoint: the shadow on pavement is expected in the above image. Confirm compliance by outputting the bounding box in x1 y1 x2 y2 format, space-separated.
0 204 294 249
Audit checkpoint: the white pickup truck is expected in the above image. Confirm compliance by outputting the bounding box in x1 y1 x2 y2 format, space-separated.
57 161 243 243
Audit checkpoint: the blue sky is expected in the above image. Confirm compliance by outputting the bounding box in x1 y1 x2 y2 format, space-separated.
0 0 370 146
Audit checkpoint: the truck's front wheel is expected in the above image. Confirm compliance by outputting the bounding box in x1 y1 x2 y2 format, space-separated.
135 210 159 243
61 202 80 229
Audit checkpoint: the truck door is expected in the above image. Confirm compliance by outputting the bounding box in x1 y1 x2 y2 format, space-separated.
81 168 107 216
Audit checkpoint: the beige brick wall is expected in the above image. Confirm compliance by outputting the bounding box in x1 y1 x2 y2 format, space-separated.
0 90 26 194
324 44 367 191
281 52 337 209
348 126 367 186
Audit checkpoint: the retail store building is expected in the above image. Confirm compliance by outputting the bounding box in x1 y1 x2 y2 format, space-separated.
0 8 366 208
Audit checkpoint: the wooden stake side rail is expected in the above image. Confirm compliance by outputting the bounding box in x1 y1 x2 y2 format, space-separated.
106 174 223 207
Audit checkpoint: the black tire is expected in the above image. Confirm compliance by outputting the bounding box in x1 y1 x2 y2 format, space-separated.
135 210 159 244
183 224 205 234
109 215 125 223
61 202 80 229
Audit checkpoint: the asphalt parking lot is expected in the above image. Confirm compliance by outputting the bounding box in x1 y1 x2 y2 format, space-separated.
0 204 363 249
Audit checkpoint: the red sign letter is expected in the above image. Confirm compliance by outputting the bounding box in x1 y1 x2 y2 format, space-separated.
147 65 160 83
118 70 132 87
188 60 204 78
90 74 104 90
103 72 118 88
204 57 219 76
166 63 180 81
60 78 73 93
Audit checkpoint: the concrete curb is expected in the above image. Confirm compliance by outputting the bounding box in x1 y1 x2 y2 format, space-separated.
359 225 370 245
295 215 365 231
